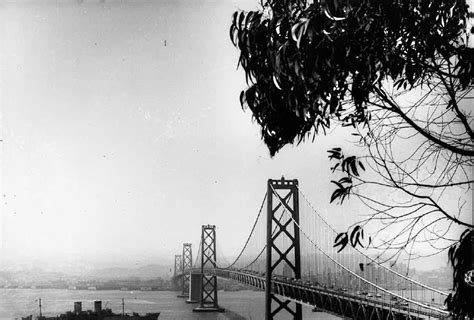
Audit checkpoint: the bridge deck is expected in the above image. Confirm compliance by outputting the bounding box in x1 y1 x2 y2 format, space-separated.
178 269 451 320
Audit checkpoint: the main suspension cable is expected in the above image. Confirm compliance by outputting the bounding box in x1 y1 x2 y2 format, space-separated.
223 192 267 269
296 184 448 296
193 239 202 268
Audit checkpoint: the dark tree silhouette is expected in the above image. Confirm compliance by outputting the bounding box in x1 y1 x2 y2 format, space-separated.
230 0 473 316
446 229 474 319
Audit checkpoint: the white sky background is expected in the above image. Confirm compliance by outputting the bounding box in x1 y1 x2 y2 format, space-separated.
0 0 471 272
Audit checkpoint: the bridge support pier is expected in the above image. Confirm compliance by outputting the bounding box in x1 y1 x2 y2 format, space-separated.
193 225 224 313
186 272 202 303
177 243 192 298
265 178 302 320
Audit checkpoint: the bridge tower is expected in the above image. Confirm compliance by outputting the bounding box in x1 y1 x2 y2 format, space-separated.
173 254 183 291
266 178 302 320
178 243 192 298
193 225 224 312
174 254 182 276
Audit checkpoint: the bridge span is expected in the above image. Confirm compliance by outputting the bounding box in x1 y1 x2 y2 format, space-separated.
173 178 451 320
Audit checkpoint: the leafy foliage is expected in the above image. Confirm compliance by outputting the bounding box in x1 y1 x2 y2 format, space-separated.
334 225 371 252
230 0 473 156
327 147 365 204
445 229 474 319
231 0 473 316
333 232 349 252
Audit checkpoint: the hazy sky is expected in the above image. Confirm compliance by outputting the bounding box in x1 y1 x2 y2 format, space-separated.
0 0 471 272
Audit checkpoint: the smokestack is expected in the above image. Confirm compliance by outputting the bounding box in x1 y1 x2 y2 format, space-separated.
74 302 82 314
94 301 102 313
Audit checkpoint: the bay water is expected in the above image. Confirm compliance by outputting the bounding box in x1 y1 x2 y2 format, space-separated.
0 289 340 320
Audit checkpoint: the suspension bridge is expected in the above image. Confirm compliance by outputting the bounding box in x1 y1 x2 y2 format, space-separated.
172 178 450 320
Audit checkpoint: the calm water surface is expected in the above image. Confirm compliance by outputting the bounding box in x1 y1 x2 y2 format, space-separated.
0 289 341 320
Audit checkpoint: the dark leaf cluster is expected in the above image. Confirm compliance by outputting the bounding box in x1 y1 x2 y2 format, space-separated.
230 0 473 156
327 148 365 203
334 225 371 252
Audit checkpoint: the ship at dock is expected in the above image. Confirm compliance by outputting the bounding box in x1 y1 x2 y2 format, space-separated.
22 300 159 320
